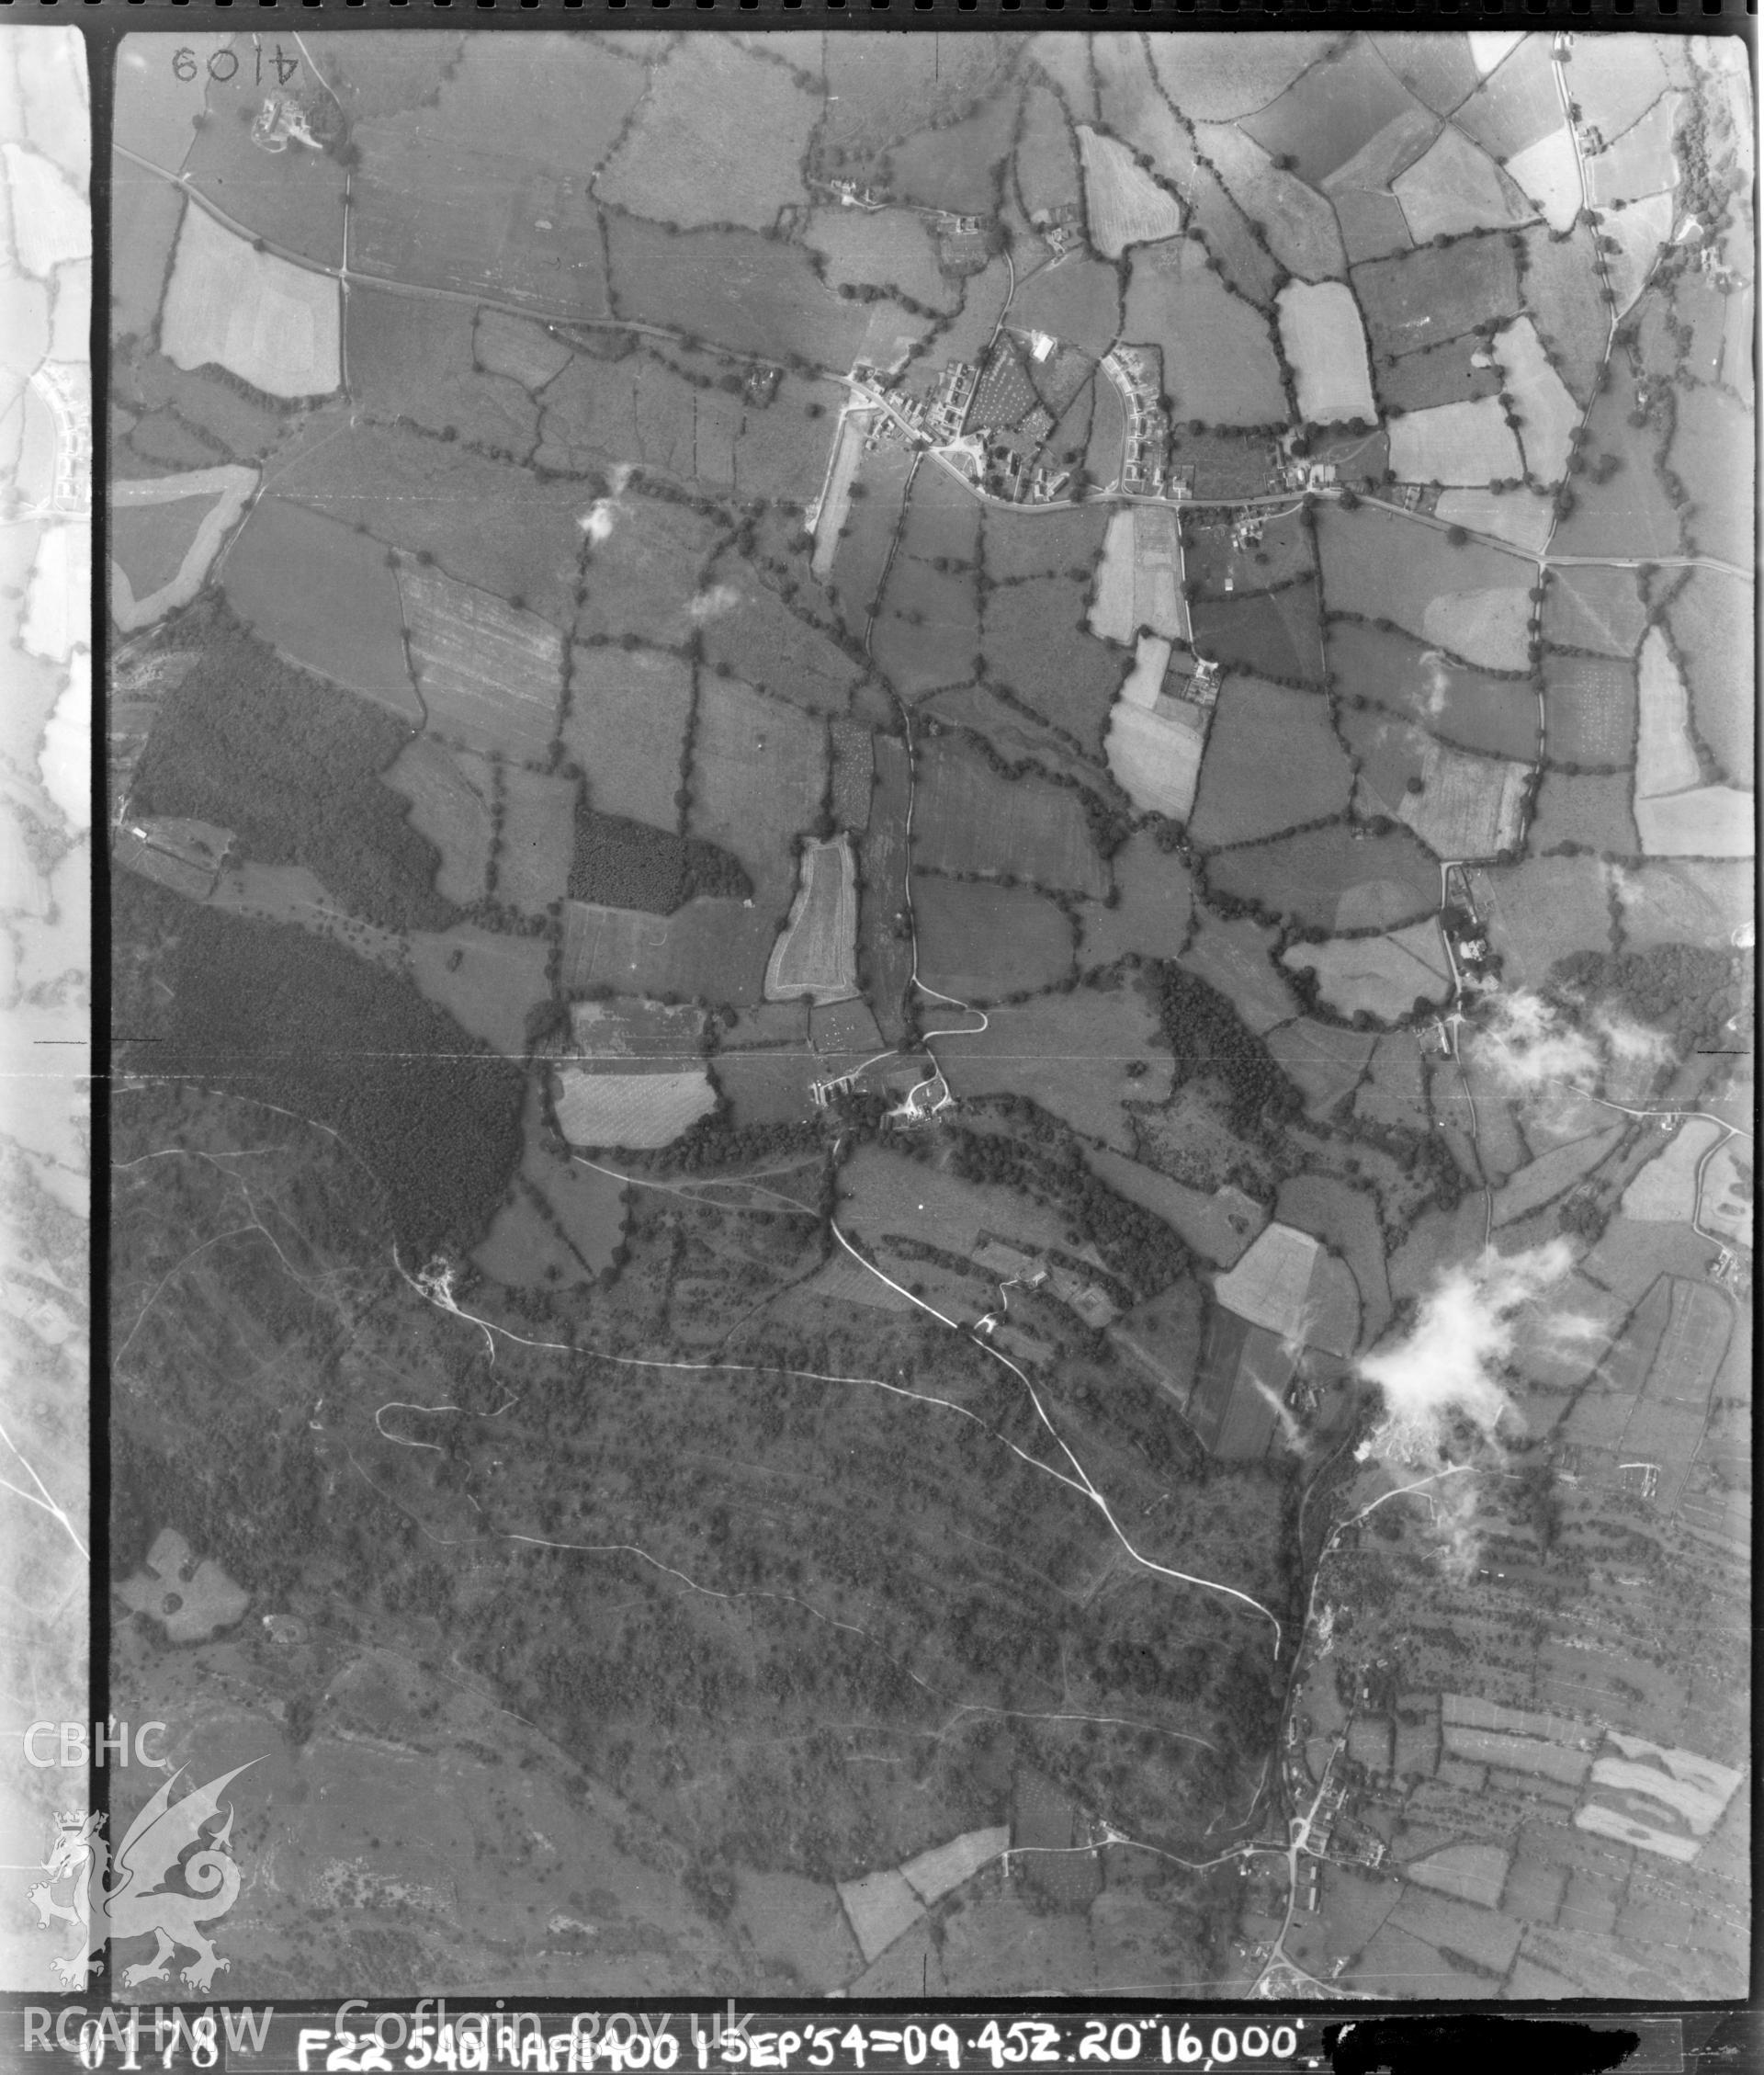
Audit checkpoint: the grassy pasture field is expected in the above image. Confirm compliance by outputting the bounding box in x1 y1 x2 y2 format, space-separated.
1195 124 1348 281
382 736 492 907
805 209 957 312
718 1049 815 1129
889 82 1022 215
1265 1018 1375 1116
1669 386 1753 572
980 503 1107 584
596 40 816 231
407 924 550 1057
1277 280 1376 422
112 170 183 341
857 734 913 1043
1375 334 1498 414
765 836 859 1004
1550 395 1683 563
1387 397 1523 485
1543 565 1647 659
1518 224 1613 406
117 408 216 476
1634 784 1755 860
1493 315 1578 483
272 418 591 625
1015 78 1082 218
938 981 1173 1152
1466 856 1615 981
1667 569 1753 786
161 206 340 399
1528 772 1640 857
1190 580 1325 685
1331 189 1413 268
1331 621 1538 762
1125 241 1287 427
350 129 611 319
1209 822 1440 931
1241 35 1435 187
1188 675 1351 847
1613 859 1751 950
1342 698 1428 814
606 214 929 369
913 876 1073 1001
1076 127 1185 259
400 561 564 759
1148 32 1334 123
1434 485 1555 557
564 643 692 832
1078 833 1193 964
182 65 346 268
1543 653 1637 768
689 675 828 915
346 290 537 460
119 349 288 463
474 309 573 391
115 31 224 174
1009 256 1123 362
220 496 418 716
1355 234 1521 365
697 563 861 717
911 734 1107 898
576 493 729 648
561 896 774 1007
872 560 981 699
981 580 1121 751
1283 921 1452 1020
1317 504 1531 668
1390 124 1532 243
498 766 579 913
1083 363 1126 490
838 1143 1070 1283
111 493 218 602
1184 908 1299 1036
1397 743 1529 860
899 460 981 570
827 439 915 632
729 373 845 503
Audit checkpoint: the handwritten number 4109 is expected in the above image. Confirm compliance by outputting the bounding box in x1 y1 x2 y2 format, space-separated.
174 45 301 85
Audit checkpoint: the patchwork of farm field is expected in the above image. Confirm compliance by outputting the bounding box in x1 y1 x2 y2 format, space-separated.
912 734 1107 899
107 25 1755 2011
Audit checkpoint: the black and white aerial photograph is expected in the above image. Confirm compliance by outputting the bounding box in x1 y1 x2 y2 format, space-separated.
2 15 1757 2015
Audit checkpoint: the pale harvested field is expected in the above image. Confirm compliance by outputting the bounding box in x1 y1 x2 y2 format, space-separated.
1403 1844 1510 1911
1494 315 1579 483
1388 396 1523 485
764 835 859 1004
110 466 256 631
1634 786 1755 859
1281 921 1451 1020
1277 281 1376 422
564 644 692 831
1393 125 1532 242
553 1066 718 1149
161 204 340 397
1621 1117 1722 1222
595 39 815 231
1634 627 1701 799
1398 743 1529 858
400 561 565 758
1105 693 1205 820
1076 125 1184 258
1505 129 1583 233
1087 507 1187 643
1433 487 1555 557
1420 585 1531 672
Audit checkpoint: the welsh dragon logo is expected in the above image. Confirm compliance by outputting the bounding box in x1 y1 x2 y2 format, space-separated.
28 1763 257 1992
